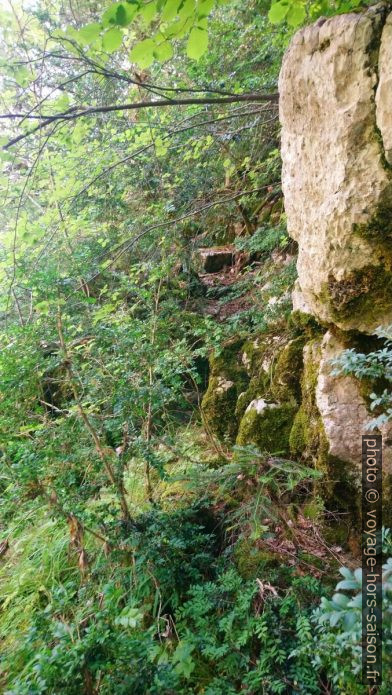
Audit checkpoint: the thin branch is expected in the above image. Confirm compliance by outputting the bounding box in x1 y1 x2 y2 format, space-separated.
56 307 132 522
2 93 278 149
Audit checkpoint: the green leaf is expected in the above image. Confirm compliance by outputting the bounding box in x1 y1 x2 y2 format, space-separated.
332 593 349 608
336 579 359 590
13 66 34 87
186 27 208 60
154 40 173 61
103 27 123 52
268 1 289 23
178 0 195 21
348 593 362 608
35 300 51 315
286 2 306 26
77 23 102 44
130 38 156 67
161 0 180 22
197 0 214 17
102 2 137 27
140 0 157 25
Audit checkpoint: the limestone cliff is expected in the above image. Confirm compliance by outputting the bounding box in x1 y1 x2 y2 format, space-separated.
279 4 392 334
278 4 392 480
201 6 392 529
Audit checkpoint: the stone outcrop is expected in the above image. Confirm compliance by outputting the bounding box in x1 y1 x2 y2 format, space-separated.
376 11 392 165
278 4 392 489
279 4 392 334
315 331 392 469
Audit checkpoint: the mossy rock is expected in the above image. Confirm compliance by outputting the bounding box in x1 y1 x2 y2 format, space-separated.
288 337 363 531
234 370 271 421
322 263 392 329
201 338 249 441
241 336 270 375
270 336 305 403
288 309 322 336
202 375 240 441
289 339 322 459
236 401 297 455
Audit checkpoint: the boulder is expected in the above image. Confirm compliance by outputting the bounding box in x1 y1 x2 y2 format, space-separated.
316 331 392 470
279 5 392 333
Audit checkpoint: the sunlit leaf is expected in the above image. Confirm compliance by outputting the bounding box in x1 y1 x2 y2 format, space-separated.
161 0 180 22
268 1 289 23
286 2 306 26
77 23 102 44
154 40 173 61
186 26 208 60
130 38 156 67
103 27 123 53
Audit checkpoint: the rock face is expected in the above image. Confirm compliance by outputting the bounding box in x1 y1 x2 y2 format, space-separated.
279 5 392 333
316 332 392 469
376 12 392 165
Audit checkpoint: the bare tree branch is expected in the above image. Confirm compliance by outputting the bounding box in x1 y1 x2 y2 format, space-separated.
2 92 279 149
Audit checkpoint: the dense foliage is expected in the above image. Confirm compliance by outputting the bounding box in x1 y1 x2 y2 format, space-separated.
0 1 390 693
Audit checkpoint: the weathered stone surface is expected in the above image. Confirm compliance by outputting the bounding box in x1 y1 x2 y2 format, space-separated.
198 246 234 273
279 6 392 333
316 331 392 469
376 12 392 165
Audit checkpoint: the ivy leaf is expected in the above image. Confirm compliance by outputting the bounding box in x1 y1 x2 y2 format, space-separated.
186 27 208 60
268 1 289 23
103 27 123 53
130 38 156 68
286 2 306 26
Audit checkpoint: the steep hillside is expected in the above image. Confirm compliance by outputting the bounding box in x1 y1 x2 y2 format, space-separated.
0 1 391 693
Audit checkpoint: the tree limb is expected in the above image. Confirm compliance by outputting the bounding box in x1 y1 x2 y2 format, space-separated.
2 92 278 149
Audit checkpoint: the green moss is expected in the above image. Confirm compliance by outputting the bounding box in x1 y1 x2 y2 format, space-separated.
201 338 249 441
236 402 297 455
271 336 305 403
201 376 240 441
322 261 392 327
288 337 362 532
234 370 271 421
210 338 247 379
288 310 321 336
235 539 285 579
241 336 270 374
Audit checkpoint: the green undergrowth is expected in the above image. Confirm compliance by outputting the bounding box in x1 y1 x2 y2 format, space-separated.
1 435 391 694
